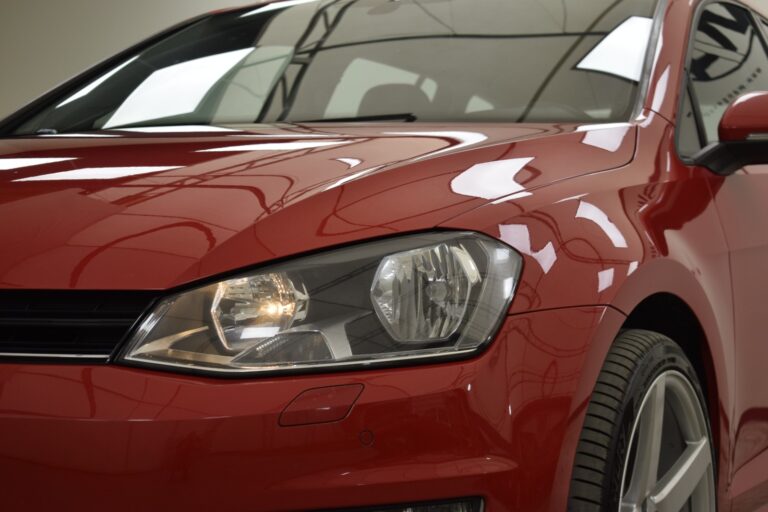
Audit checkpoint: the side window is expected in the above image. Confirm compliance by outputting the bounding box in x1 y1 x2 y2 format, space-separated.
689 3 768 144
679 88 704 156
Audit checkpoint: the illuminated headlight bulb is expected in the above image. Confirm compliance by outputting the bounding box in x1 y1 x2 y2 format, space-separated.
371 242 481 343
211 273 308 351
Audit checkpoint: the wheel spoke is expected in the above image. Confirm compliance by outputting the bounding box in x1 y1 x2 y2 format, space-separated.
649 438 711 512
622 374 666 508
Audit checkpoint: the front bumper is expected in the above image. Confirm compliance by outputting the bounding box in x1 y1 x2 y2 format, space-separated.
0 307 623 512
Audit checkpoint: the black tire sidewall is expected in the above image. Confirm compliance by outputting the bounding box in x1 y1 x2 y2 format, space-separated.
604 330 713 509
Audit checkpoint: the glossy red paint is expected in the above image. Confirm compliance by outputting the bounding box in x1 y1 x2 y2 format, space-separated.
0 123 632 290
279 384 364 426
0 308 624 511
719 92 768 142
1 0 768 510
441 110 737 509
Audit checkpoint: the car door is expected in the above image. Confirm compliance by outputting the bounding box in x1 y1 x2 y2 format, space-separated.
679 2 768 509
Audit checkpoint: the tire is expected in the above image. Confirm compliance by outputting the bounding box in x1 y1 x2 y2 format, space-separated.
567 329 716 511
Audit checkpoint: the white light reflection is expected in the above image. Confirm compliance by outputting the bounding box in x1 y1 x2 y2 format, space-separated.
16 166 180 182
57 56 139 108
118 126 238 133
494 248 511 262
579 124 631 152
200 140 349 152
0 158 77 170
451 158 534 200
104 48 254 129
325 165 384 190
491 190 533 204
576 201 628 249
240 327 280 339
598 268 615 293
577 16 654 82
499 224 557 274
234 134 331 138
503 277 516 298
384 131 488 161
651 66 671 113
241 0 319 17
627 261 639 276
555 193 588 204
576 123 631 132
336 158 362 169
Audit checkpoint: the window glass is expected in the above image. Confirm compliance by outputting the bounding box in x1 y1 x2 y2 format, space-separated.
678 88 703 156
690 3 768 143
11 0 659 135
323 58 436 119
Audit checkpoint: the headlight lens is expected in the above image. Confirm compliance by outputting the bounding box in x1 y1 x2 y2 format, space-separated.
121 232 521 375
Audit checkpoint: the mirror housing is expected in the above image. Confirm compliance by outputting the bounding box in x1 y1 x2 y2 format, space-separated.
693 91 768 175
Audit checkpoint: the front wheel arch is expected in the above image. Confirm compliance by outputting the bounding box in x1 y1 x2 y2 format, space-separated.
568 329 717 511
621 292 721 469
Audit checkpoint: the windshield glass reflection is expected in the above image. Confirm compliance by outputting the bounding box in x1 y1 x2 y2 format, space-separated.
12 0 659 136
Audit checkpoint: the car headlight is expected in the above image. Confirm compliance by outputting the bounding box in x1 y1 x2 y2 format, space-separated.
120 232 521 375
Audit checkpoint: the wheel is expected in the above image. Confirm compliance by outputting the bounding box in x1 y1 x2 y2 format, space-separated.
568 330 716 511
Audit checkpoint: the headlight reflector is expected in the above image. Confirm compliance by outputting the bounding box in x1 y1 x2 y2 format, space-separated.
371 243 481 343
210 273 309 351
121 232 521 375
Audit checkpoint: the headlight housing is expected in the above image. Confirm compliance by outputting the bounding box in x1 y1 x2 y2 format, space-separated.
120 232 521 375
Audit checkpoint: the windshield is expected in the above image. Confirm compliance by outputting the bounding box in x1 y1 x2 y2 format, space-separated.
11 0 659 135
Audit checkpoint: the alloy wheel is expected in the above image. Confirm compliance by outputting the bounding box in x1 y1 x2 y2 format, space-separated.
619 370 716 512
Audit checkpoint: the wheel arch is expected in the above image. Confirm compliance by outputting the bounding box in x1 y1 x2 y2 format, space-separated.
606 257 734 499
609 257 732 424
621 293 722 456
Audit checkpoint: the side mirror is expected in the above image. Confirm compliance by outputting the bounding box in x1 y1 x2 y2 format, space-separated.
694 91 768 175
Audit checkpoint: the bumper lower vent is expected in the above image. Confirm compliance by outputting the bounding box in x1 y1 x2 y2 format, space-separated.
0 290 157 361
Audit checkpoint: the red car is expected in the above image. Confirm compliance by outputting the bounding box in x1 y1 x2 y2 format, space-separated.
3 0 768 510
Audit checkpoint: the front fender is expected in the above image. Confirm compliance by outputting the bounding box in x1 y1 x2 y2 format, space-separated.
441 113 735 507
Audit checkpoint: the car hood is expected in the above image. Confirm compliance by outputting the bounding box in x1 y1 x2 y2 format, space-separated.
0 123 635 289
